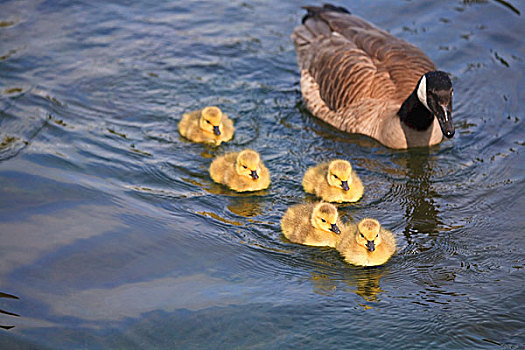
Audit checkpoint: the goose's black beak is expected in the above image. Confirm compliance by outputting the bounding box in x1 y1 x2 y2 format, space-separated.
429 97 454 139
366 240 375 252
213 125 221 136
250 170 259 180
437 104 454 138
330 223 341 234
341 180 349 191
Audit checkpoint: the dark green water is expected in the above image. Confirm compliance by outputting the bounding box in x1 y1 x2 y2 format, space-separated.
1 0 524 348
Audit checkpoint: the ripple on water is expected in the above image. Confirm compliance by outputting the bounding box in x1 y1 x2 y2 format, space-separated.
0 292 20 331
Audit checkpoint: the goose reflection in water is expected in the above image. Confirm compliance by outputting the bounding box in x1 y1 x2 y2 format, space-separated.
396 149 443 246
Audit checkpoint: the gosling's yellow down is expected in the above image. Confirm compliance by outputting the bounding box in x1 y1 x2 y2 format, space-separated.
209 149 270 192
336 218 396 267
281 202 343 248
303 159 364 203
178 106 234 145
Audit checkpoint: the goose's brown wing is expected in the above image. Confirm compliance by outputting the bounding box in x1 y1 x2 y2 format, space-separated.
292 6 436 109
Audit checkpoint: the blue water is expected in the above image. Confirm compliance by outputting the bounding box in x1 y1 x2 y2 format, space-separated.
1 0 524 348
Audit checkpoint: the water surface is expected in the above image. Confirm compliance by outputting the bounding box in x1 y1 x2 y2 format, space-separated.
1 0 524 348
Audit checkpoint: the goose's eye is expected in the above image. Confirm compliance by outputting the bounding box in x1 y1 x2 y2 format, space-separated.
321 218 326 223
333 174 339 179
360 233 365 238
206 120 211 124
242 165 247 169
376 234 379 238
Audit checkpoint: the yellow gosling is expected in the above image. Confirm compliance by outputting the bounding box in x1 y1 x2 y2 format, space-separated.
336 218 396 267
209 149 270 192
178 106 234 146
281 202 343 248
303 159 364 203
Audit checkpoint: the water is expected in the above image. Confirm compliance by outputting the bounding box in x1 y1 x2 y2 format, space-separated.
0 0 524 348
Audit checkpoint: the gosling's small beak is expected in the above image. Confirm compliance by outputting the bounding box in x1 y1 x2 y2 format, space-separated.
341 180 349 191
330 223 341 234
213 125 221 136
250 170 259 180
366 240 375 252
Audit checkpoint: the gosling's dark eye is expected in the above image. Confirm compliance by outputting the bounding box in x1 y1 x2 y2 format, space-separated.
243 165 247 169
206 120 211 124
321 218 326 223
333 175 338 179
360 233 365 238
376 234 379 238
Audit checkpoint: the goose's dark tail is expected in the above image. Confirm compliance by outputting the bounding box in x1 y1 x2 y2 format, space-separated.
301 4 351 24
291 4 351 69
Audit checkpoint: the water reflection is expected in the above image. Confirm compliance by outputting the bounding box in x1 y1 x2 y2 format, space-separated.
310 271 337 296
204 181 269 198
396 149 443 245
353 268 387 303
227 196 263 217
309 264 387 303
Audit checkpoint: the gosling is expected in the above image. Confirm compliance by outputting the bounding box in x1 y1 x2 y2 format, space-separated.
281 202 343 248
336 218 396 267
178 106 234 145
303 159 364 203
209 149 270 192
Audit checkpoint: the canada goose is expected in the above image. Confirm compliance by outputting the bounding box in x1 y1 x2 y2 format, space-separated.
178 106 234 146
281 202 342 248
209 149 270 192
291 4 455 149
303 159 363 203
336 218 396 267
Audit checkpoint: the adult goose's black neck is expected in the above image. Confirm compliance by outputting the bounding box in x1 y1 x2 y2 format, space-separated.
397 91 434 131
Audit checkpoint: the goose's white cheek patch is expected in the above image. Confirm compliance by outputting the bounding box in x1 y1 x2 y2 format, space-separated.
417 75 430 110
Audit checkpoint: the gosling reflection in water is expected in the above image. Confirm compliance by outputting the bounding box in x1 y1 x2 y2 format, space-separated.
353 268 386 303
227 196 263 218
309 267 387 303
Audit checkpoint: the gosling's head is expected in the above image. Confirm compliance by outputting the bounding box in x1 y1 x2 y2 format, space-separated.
356 218 382 252
199 106 223 136
310 202 341 234
327 160 353 191
235 150 261 181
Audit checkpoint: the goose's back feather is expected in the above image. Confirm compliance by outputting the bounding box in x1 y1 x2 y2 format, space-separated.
293 9 436 106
